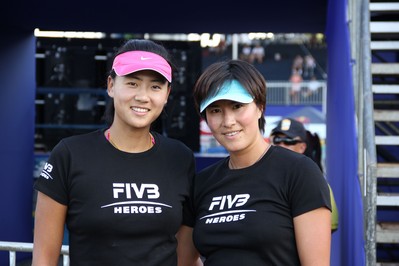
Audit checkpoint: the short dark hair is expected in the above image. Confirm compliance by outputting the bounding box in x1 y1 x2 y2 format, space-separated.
192 59 267 132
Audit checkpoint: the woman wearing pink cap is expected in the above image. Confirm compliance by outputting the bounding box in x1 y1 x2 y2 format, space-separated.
33 39 201 266
180 59 331 265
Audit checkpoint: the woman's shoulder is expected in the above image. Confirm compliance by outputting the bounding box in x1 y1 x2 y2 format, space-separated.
153 131 194 155
269 145 304 159
47 130 105 159
62 129 103 143
197 157 227 177
268 145 317 169
57 129 104 150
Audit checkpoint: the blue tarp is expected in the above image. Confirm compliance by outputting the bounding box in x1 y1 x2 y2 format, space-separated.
326 0 366 265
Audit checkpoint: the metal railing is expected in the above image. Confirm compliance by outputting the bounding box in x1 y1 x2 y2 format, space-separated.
266 80 327 107
0 241 69 266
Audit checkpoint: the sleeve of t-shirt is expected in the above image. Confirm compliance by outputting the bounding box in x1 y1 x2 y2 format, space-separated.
33 140 70 206
289 156 331 217
181 153 196 228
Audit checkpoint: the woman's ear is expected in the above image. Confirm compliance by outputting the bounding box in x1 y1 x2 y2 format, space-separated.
107 76 114 97
167 85 171 97
257 105 264 119
298 142 307 154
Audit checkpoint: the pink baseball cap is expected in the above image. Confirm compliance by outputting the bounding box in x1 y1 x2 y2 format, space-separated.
112 51 172 82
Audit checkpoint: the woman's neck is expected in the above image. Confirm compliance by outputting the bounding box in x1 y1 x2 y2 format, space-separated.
228 139 270 170
106 125 153 152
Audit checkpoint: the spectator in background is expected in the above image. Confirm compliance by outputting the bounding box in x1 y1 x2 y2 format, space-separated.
274 52 282 61
304 75 320 98
214 37 227 56
289 70 303 104
292 54 304 76
309 34 319 48
270 117 339 233
249 42 265 64
240 43 252 62
304 54 316 78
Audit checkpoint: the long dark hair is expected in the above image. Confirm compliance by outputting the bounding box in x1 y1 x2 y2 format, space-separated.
304 130 323 171
103 39 175 126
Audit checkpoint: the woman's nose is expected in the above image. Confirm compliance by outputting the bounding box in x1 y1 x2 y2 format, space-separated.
222 110 236 127
133 88 149 102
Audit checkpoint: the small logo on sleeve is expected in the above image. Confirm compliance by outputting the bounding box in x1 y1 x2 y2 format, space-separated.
39 162 54 180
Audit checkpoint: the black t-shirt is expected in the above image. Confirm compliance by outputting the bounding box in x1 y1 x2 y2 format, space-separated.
184 145 331 266
34 129 195 266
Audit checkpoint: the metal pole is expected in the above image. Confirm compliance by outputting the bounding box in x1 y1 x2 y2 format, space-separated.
63 254 70 266
232 34 238 60
9 251 16 266
360 0 378 264
351 0 365 189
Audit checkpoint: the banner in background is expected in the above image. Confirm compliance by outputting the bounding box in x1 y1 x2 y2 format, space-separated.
326 0 366 265
0 33 35 264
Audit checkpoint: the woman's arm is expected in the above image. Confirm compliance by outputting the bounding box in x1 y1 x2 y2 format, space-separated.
294 207 331 266
176 225 203 266
32 191 67 266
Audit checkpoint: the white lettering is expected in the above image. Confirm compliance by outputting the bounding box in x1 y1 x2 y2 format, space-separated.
43 162 53 172
209 196 222 210
205 214 246 224
131 206 139 213
125 183 131 198
131 183 160 199
112 183 160 199
113 205 163 214
233 194 250 208
208 194 250 210
113 183 125 198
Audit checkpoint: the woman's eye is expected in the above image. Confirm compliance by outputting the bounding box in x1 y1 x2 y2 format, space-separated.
233 103 244 109
209 108 221 113
127 82 137 87
152 85 162 90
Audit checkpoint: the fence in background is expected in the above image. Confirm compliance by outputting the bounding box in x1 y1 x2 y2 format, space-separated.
0 241 69 266
267 80 326 106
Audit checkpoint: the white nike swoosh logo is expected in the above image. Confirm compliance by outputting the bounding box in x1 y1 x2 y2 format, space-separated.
141 56 152 60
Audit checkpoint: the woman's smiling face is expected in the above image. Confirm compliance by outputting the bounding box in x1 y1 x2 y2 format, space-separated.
107 70 170 130
205 100 263 153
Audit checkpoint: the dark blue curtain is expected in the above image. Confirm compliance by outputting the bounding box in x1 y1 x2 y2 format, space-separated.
0 31 35 264
326 0 366 265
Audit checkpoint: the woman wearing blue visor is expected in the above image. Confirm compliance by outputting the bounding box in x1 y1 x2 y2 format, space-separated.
181 59 332 265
